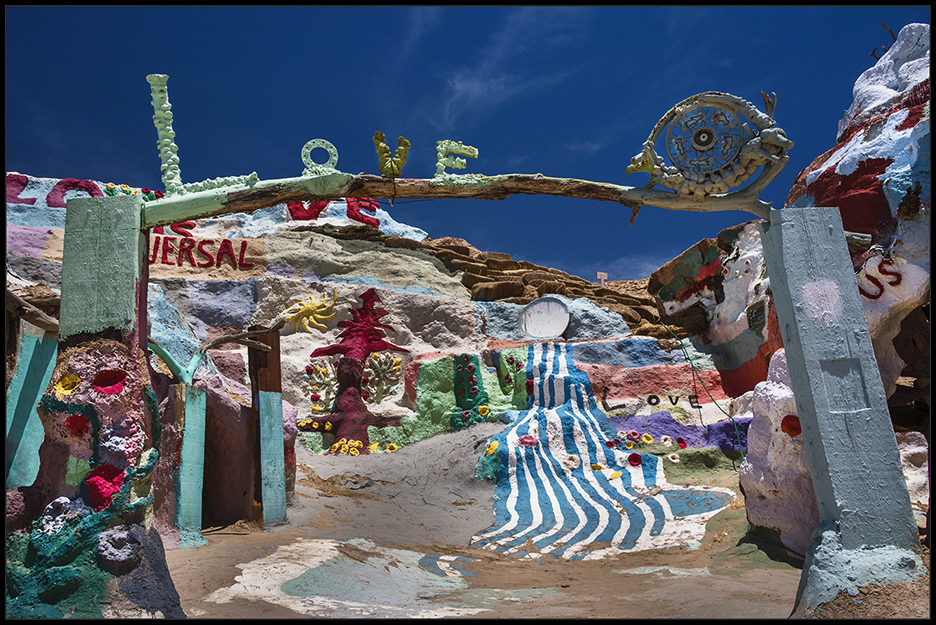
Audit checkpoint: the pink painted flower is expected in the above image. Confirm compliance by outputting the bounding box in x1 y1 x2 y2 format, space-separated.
506 355 514 364
469 386 478 395
457 364 464 372
504 374 512 385
628 452 642 466
517 434 538 447
85 463 124 510
92 369 127 395
626 430 640 443
462 410 472 420
466 364 475 373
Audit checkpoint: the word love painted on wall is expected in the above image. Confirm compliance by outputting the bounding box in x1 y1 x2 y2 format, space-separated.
149 221 254 270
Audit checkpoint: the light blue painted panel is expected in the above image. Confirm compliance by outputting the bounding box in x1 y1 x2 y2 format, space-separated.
258 390 286 525
5 333 58 488
176 384 207 548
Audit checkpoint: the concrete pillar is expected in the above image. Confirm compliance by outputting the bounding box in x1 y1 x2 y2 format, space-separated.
759 207 923 610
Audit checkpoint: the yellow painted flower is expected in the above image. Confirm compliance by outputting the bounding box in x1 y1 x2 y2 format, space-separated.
131 189 141 195
624 441 634 449
478 405 490 416
311 406 322 413
120 184 130 191
330 444 339 452
312 421 319 429
337 438 347 445
386 443 399 453
641 433 654 444
393 366 401 372
54 374 81 399
372 353 380 360
298 419 311 427
610 471 622 480
349 448 359 456
484 440 498 456
591 464 603 471
369 442 379 452
340 444 349 454
350 440 362 448
393 359 401 366
325 422 332 431
310 384 319 390
106 182 117 190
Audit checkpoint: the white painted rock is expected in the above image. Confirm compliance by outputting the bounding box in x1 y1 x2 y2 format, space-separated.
739 349 819 556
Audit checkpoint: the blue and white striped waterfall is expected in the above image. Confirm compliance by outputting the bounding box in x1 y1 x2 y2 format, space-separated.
472 342 735 560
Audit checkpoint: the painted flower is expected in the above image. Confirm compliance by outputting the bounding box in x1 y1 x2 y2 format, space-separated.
526 380 534 395
458 389 465 398
106 182 117 190
457 364 464 372
504 374 512 385
617 431 628 440
362 376 370 384
362 392 370 400
463 354 470 362
466 364 475 373
610 471 622 480
154 190 164 199
349 448 359 456
340 444 350 454
517 434 537 447
624 441 635 449
478 405 490 416
515 361 523 372
312 421 320 429
92 369 127 395
605 440 615 448
310 393 321 402
613 439 622 447
781 415 802 437
120 184 131 192
668 453 681 463
141 188 151 195
338 438 347 445
468 375 477 384
506 355 514 364
485 440 499 456
641 433 654 445
469 386 478 395
306 366 315 375
591 464 603 471
626 430 640 443
676 437 687 449
369 442 379 452
65 413 90 437
628 453 642 466
54 374 81 399
394 358 401 366
311 406 323 413
462 410 472 420
386 443 398 453
660 435 673 447
324 421 332 431
372 353 380 360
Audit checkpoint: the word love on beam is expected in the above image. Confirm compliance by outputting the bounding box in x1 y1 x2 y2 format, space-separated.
141 76 791 229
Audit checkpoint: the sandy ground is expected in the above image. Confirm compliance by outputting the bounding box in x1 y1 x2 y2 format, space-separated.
164 422 926 619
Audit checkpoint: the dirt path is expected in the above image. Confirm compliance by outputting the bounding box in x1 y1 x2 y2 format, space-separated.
164 422 815 618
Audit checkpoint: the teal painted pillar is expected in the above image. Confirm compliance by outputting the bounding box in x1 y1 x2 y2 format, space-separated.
59 195 145 341
174 383 208 548
5 326 58 488
759 207 923 610
248 329 286 526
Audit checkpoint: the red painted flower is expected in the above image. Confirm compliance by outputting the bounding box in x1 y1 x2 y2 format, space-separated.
65 413 90 437
85 463 124 510
676 437 687 449
506 356 514 364
92 369 127 395
504 374 512 385
628 452 642 466
362 376 370 385
469 386 478 395
466 364 475 373
525 380 534 395
781 415 802 437
613 439 622 447
361 391 370 400
605 440 615 448
154 190 164 199
310 393 321 402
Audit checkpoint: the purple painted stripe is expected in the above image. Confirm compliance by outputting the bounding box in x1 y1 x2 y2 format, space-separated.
7 225 53 257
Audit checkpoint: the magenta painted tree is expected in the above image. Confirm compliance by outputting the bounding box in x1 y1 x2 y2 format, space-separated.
299 288 408 453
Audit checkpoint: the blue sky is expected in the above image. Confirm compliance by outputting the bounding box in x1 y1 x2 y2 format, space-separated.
6 6 930 280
